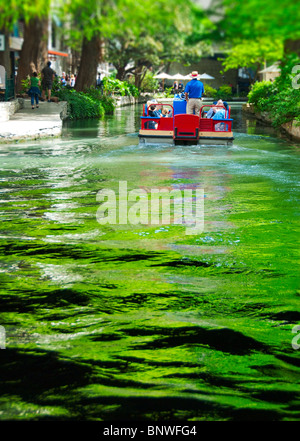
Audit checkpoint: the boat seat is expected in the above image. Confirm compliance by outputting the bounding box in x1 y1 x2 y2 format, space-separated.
174 114 200 141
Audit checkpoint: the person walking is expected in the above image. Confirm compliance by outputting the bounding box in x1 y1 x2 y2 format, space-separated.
70 74 75 88
41 61 55 102
28 72 41 109
184 71 205 115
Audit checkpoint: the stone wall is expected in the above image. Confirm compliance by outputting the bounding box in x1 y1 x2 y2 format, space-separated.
243 103 300 142
0 98 24 121
114 96 141 107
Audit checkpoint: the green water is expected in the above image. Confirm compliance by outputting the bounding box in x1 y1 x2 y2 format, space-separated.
0 104 299 421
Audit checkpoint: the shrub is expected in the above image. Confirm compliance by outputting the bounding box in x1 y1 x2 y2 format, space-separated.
102 77 139 97
163 87 174 98
268 87 300 127
98 95 115 114
204 84 217 98
247 81 275 111
215 85 232 100
56 88 105 120
140 72 159 93
247 55 300 127
84 86 115 114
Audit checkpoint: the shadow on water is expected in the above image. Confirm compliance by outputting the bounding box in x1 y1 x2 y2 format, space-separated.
0 347 289 421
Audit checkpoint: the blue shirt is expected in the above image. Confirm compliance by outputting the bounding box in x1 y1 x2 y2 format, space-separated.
184 79 204 98
212 109 225 119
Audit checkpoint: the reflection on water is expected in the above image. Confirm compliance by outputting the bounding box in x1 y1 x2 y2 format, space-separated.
0 104 300 421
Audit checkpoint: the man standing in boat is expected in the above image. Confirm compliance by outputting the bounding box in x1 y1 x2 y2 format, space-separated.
184 71 204 115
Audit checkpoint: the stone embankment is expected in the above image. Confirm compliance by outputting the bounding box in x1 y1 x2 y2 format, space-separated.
0 98 68 143
0 95 147 142
243 103 300 142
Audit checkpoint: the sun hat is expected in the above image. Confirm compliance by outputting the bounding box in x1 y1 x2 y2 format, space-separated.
191 71 198 77
147 99 158 107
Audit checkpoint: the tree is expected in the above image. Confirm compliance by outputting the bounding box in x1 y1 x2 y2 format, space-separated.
16 17 49 93
220 0 300 56
0 31 11 76
0 0 51 92
221 38 284 83
63 0 214 91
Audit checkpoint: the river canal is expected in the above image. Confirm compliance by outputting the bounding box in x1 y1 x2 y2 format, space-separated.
0 104 299 421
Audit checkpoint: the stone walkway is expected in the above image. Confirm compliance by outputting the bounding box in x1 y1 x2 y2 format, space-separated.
0 98 68 142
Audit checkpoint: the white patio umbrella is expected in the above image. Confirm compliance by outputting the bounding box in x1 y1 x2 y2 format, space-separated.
199 73 215 80
153 72 173 89
170 73 187 80
153 72 173 79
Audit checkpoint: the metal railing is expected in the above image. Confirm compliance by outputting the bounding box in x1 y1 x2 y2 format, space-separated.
0 73 15 101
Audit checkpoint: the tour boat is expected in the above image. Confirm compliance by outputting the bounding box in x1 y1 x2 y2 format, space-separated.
138 100 234 145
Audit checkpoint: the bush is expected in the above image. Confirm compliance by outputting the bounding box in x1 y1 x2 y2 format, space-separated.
84 86 115 114
140 72 159 93
56 88 105 120
247 55 300 127
163 87 174 98
247 81 275 111
204 84 217 98
102 77 139 97
215 85 232 100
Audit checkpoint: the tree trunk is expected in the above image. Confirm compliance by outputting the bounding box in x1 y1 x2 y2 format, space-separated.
134 65 147 89
116 66 126 81
75 35 101 91
16 17 48 93
0 30 11 76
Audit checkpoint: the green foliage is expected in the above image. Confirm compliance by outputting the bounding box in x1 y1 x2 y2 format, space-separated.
102 77 139 97
247 56 300 127
21 78 31 94
163 87 174 98
0 0 50 30
215 85 232 100
55 88 111 120
84 87 115 114
51 76 64 95
140 72 159 93
204 84 233 100
247 81 274 111
204 84 217 98
221 38 284 79
222 0 300 42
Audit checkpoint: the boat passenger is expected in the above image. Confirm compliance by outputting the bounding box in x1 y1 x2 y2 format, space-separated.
206 100 224 118
148 104 161 118
213 106 227 131
145 103 160 129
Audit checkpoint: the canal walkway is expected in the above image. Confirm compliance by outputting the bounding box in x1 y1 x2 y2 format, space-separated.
0 98 67 142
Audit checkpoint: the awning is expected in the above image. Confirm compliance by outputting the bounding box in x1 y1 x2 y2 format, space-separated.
48 50 68 57
259 63 280 73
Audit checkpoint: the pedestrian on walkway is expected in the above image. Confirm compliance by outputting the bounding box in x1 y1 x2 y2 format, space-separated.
41 61 55 102
70 74 75 88
28 72 41 109
184 71 205 115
